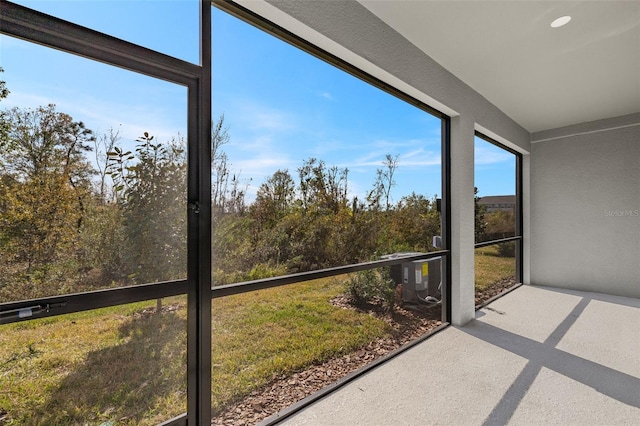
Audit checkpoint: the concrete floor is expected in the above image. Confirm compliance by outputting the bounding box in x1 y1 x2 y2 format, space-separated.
276 285 640 425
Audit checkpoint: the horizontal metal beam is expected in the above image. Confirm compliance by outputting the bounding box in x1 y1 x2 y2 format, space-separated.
0 280 188 325
157 413 187 426
212 251 449 299
0 1 201 85
474 236 522 249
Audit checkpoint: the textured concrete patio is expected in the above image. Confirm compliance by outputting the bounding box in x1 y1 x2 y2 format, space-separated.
276 285 640 425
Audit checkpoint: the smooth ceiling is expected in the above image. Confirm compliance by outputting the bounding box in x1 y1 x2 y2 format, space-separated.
359 1 640 133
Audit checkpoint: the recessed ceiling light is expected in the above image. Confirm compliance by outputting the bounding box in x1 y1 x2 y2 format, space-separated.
551 16 572 28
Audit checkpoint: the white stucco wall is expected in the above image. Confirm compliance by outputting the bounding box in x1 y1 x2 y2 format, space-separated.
531 115 640 298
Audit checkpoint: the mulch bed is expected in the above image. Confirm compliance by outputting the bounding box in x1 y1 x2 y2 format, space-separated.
212 279 517 425
475 277 518 307
211 297 442 425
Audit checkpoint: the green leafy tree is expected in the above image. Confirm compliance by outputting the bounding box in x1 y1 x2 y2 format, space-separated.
250 169 295 230
0 67 10 150
1 105 94 184
484 209 515 239
386 193 440 253
108 132 187 289
0 105 94 279
484 209 516 257
474 187 487 242
211 115 230 216
367 154 398 211
93 126 121 202
78 198 127 283
297 158 349 215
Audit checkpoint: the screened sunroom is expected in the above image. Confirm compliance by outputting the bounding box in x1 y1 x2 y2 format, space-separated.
0 1 638 425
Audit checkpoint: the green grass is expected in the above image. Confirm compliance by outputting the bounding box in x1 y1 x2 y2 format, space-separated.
0 278 391 424
474 244 516 290
211 278 390 413
0 297 187 425
1 256 516 425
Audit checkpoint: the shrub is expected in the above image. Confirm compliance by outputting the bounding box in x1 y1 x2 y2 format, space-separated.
497 241 516 258
345 269 396 311
248 262 288 281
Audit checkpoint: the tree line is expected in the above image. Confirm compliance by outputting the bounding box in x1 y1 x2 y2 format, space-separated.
0 109 439 302
0 72 509 303
0 102 189 302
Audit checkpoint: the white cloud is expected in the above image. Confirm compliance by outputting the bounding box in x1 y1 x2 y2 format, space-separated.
3 86 185 145
232 154 293 177
318 91 333 100
231 99 297 133
223 131 296 188
217 100 306 188
399 148 441 167
2 91 54 109
226 151 295 204
349 150 384 167
231 134 275 152
346 137 441 169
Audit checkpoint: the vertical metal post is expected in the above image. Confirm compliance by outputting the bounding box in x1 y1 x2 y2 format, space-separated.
441 117 452 324
515 152 523 284
187 1 212 424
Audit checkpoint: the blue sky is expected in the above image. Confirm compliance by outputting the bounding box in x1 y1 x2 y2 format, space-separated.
1 1 515 202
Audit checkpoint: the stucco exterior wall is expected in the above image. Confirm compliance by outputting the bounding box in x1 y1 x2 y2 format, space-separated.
531 115 640 298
